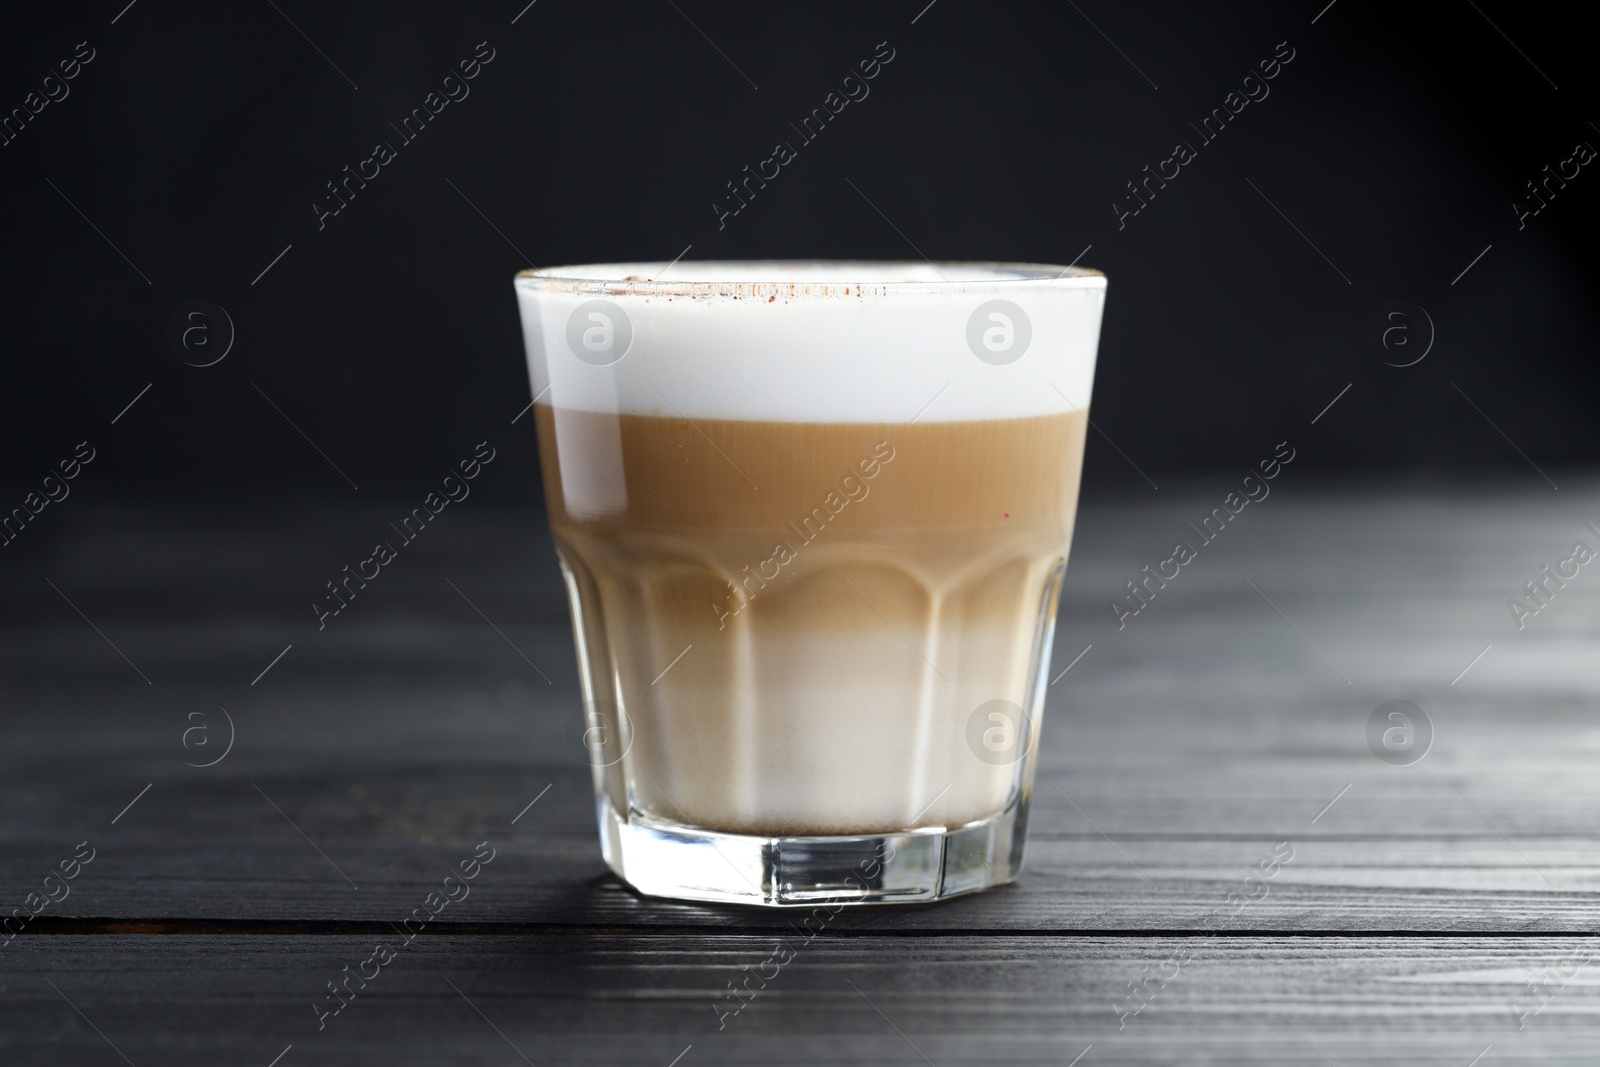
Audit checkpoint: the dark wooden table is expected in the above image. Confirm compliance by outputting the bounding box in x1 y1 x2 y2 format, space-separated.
4 476 1597 1065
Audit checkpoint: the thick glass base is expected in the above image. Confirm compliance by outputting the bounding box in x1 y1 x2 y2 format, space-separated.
597 791 1031 907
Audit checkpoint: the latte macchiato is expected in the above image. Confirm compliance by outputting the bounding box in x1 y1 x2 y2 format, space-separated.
515 261 1105 905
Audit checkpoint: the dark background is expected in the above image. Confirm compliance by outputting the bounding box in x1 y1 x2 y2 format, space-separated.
1 0 1595 502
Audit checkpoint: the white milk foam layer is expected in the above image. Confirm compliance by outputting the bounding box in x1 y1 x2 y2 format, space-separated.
515 261 1105 424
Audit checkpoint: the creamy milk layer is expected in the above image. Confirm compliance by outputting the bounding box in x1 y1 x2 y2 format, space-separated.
515 261 1104 424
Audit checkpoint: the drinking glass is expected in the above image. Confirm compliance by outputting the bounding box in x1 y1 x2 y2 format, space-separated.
514 262 1105 905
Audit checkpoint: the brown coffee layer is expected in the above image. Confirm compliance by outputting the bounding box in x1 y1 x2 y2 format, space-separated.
537 407 1084 530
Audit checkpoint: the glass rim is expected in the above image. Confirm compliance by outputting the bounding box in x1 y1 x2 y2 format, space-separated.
515 259 1105 298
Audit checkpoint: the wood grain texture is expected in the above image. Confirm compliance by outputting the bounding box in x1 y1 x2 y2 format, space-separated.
3 485 1597 930
1 482 1597 1062
3 935 1598 1065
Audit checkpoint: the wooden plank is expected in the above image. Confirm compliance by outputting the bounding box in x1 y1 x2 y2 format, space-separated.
2 756 1600 930
2 934 1595 1065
